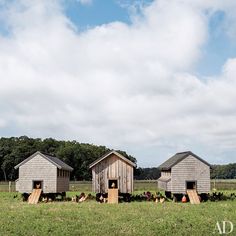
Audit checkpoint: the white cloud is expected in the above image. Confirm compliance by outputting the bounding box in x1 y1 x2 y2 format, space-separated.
0 0 236 166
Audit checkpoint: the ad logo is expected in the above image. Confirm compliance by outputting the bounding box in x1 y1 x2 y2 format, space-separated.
214 221 234 235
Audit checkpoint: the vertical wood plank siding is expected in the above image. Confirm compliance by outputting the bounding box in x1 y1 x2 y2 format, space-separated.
171 155 210 194
91 153 134 193
56 173 70 192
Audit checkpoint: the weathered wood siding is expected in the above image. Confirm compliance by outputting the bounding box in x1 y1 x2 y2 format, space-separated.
158 181 167 190
167 181 171 191
16 153 57 193
171 155 210 194
92 154 134 193
158 180 171 192
57 174 70 192
158 171 171 191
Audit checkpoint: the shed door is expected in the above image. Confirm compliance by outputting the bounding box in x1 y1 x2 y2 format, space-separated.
32 180 43 190
186 181 197 190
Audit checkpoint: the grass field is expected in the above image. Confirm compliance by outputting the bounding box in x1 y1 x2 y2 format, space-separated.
0 192 235 236
0 180 235 235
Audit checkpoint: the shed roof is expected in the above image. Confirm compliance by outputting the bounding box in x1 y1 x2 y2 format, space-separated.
157 177 171 182
89 150 136 169
158 151 211 171
14 151 73 171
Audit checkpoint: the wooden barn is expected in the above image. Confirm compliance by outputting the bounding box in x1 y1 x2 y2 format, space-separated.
158 151 211 197
89 150 136 194
15 151 73 194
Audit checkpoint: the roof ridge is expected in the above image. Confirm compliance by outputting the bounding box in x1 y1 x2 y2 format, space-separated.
40 151 56 157
89 150 136 168
14 151 73 171
176 151 191 154
159 151 211 170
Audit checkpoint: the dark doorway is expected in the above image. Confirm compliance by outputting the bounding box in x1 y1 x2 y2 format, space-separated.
186 181 196 190
33 180 43 190
108 179 118 189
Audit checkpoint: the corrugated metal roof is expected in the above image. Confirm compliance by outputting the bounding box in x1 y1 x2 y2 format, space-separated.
14 151 73 171
158 151 211 170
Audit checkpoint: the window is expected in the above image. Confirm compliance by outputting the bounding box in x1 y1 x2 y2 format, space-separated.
108 179 118 189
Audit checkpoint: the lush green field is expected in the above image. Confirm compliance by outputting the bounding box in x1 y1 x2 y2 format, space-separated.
0 192 235 236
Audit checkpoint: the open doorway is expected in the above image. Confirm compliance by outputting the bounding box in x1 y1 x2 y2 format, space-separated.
108 179 118 189
186 181 197 190
33 180 43 190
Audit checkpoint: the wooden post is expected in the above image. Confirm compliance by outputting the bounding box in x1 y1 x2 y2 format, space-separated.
9 181 11 193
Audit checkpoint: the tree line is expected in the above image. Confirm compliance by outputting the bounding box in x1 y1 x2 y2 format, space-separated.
0 136 235 181
0 136 136 181
135 165 236 180
211 163 236 179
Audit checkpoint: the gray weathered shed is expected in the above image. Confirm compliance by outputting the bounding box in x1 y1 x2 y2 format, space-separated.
157 151 211 194
89 150 136 193
15 151 73 193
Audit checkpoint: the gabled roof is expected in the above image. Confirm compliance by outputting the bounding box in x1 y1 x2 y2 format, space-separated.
89 150 136 169
14 151 73 171
158 151 211 171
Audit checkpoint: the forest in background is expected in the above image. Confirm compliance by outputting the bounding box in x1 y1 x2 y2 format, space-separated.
0 136 235 181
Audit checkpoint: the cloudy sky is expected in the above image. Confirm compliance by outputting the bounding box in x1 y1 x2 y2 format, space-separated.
0 0 236 167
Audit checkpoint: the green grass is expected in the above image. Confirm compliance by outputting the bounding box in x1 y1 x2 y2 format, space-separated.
1 179 236 192
0 192 235 236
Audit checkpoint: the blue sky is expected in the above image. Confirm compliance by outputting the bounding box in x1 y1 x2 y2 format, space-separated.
63 0 154 27
196 10 236 76
64 0 132 29
62 0 236 77
0 0 235 79
0 0 236 166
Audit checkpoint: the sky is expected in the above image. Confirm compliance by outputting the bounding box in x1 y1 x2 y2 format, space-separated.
0 0 236 167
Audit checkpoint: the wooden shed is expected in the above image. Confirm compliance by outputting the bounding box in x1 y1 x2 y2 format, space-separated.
15 151 73 194
157 151 211 195
89 150 136 194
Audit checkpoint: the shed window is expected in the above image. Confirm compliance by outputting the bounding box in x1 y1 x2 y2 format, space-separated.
108 179 118 189
57 169 62 177
162 171 171 177
57 170 69 178
59 169 63 177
